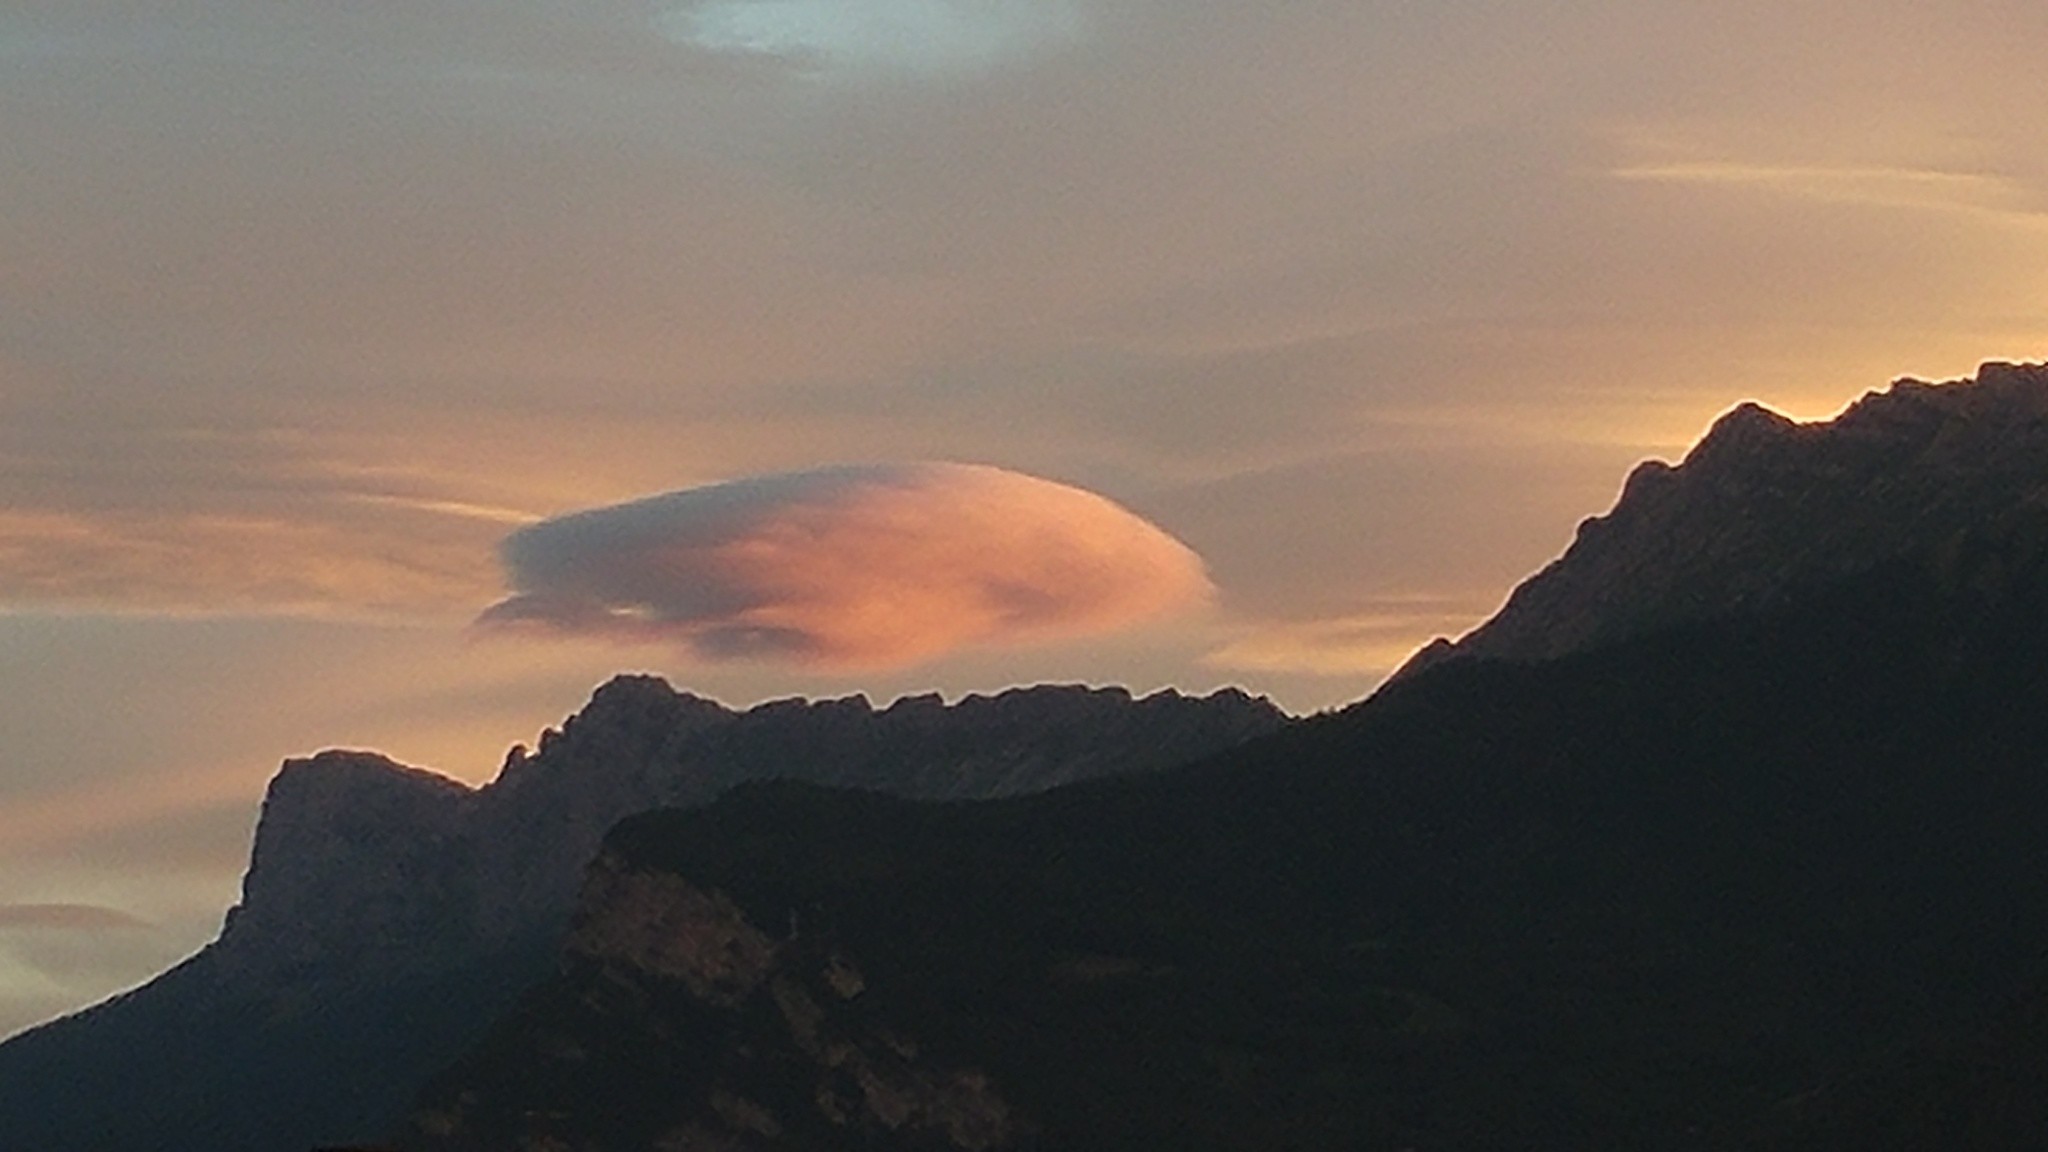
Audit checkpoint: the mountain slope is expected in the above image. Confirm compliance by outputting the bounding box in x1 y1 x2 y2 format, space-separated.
0 682 1283 1152
407 506 2048 1149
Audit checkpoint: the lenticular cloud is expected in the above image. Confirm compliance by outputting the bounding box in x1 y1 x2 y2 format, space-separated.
479 463 1211 668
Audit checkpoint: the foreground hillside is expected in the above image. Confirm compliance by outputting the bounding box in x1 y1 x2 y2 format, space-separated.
407 506 2048 1149
0 683 1282 1152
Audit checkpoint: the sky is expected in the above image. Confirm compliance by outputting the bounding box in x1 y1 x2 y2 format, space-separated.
4 0 2048 1037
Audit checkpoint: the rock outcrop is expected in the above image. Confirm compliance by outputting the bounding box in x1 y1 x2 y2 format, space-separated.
1399 361 2048 676
406 848 1016 1152
215 751 474 981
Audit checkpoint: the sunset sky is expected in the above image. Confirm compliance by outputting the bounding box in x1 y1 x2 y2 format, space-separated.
4 0 2047 1036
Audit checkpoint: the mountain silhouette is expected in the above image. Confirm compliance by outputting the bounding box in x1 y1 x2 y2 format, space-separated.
10 361 2048 1150
1400 360 2048 675
0 682 1282 1152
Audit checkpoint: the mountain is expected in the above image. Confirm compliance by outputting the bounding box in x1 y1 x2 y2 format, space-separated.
399 362 2048 1149
0 681 1285 1152
405 497 2048 1150
1399 360 2048 675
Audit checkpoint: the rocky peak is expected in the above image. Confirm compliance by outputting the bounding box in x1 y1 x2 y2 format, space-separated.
219 751 473 978
578 673 729 729
1680 400 1808 471
1400 361 2048 673
511 674 732 783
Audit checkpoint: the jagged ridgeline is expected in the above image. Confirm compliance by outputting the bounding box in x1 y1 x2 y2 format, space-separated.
1401 359 2048 675
0 682 1285 1152
399 363 2048 1150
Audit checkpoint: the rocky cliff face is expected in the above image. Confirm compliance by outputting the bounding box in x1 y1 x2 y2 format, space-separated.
0 676 1284 1152
1401 361 2048 675
406 848 1016 1152
215 751 475 981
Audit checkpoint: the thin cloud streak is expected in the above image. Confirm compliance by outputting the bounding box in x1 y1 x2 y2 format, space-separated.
1611 160 2048 231
0 900 184 1042
658 0 1086 77
0 402 541 619
481 463 1213 669
0 905 153 933
0 507 501 621
1204 602 1495 679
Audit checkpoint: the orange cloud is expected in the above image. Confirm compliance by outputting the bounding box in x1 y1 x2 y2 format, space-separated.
479 463 1212 668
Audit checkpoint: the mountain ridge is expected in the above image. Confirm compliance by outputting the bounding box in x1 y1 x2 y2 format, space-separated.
1398 359 2048 677
0 679 1285 1152
405 498 2048 1148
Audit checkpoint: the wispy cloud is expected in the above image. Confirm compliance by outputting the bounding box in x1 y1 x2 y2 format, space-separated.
1612 159 2048 232
0 904 153 933
656 0 1084 77
1204 601 1492 678
481 463 1212 668
0 508 495 620
0 902 181 1040
0 409 538 620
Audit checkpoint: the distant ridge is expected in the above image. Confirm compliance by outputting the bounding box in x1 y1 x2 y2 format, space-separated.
0 678 1285 1152
1399 360 2048 677
224 677 1286 980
